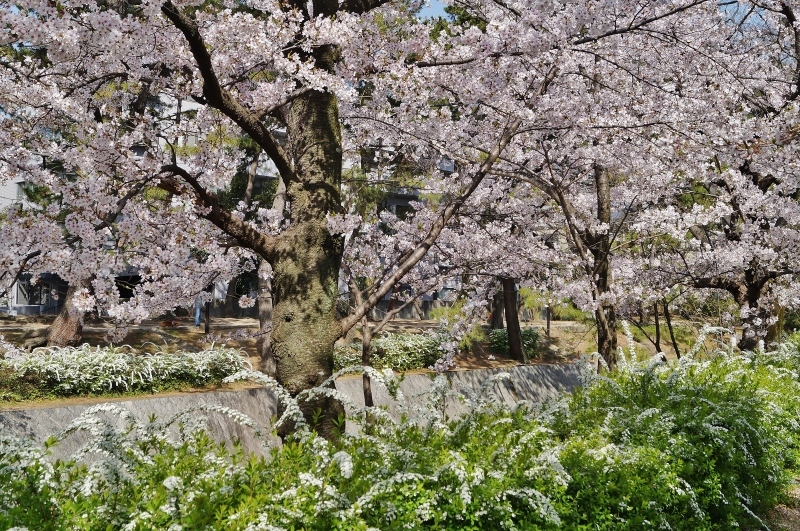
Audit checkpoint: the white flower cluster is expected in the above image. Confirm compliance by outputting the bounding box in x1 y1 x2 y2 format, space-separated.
1 344 251 395
0 333 24 360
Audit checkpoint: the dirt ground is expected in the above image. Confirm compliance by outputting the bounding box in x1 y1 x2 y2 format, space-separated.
767 482 800 530
0 314 700 369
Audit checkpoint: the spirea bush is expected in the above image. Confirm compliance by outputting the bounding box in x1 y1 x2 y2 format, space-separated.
334 332 443 371
3 332 800 530
488 327 540 360
0 344 251 400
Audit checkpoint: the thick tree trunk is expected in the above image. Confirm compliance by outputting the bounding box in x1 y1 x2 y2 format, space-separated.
739 301 772 351
47 279 90 347
767 305 785 345
595 305 617 368
272 85 345 439
739 312 763 351
502 277 525 363
737 279 768 351
491 290 505 329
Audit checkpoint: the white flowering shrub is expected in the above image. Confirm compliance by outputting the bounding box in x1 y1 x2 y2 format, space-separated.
0 344 251 400
3 334 800 530
334 332 444 372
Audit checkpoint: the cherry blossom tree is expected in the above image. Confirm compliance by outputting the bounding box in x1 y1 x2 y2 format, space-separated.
0 0 741 431
617 1 800 350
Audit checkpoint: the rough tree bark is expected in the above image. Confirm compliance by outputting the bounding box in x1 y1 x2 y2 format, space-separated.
47 278 91 347
271 82 345 438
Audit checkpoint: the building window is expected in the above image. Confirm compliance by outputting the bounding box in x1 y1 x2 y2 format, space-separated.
16 278 52 307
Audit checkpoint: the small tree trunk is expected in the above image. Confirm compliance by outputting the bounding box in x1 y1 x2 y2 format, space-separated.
595 305 617 369
361 317 374 407
257 261 275 376
766 305 785 345
502 277 524 363
663 298 680 359
490 289 505 329
257 160 287 377
386 296 397 318
546 305 551 337
224 276 238 318
591 164 618 369
653 301 666 360
412 299 424 320
47 278 90 347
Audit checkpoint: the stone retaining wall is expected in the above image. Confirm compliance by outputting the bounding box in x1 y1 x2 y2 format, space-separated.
0 363 583 459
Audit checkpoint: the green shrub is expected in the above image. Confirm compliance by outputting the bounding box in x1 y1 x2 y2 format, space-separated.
488 327 539 360
3 336 800 530
334 332 443 371
550 347 800 528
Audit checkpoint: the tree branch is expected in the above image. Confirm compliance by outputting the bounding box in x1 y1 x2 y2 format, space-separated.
339 0 393 14
160 1 295 182
340 115 523 334
160 164 278 261
572 0 710 45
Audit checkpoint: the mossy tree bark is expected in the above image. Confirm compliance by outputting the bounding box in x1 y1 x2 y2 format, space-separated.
271 81 345 439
